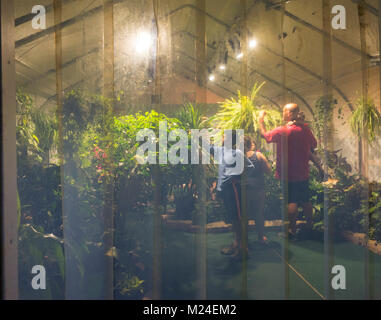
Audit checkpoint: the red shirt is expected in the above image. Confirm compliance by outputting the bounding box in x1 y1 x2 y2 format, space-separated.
262 124 317 182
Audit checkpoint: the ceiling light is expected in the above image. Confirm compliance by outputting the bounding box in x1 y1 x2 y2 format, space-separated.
219 65 226 71
135 31 153 54
209 74 215 81
249 38 258 48
236 52 243 59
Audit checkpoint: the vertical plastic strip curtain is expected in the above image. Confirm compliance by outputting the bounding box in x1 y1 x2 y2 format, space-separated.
153 0 162 300
1 0 18 300
240 0 249 300
194 0 207 300
279 0 289 300
6 0 381 300
322 0 334 300
358 2 372 300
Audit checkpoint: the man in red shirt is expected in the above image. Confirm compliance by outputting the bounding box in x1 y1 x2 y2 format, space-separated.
259 103 317 237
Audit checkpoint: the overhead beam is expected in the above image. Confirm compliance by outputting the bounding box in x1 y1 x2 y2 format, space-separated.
173 31 315 117
261 0 372 59
351 0 378 16
17 47 100 92
262 45 354 110
173 15 354 112
15 0 126 48
166 1 372 59
15 0 369 63
176 48 285 112
15 0 75 27
16 0 355 117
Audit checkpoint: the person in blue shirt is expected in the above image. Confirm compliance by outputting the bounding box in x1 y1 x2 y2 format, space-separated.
212 130 245 257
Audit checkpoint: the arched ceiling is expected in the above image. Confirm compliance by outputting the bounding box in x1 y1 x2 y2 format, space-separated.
13 0 381 119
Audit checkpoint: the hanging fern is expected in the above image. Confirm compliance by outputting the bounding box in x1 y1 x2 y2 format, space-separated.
350 96 381 144
211 82 282 145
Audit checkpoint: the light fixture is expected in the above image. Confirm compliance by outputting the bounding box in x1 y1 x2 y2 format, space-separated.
219 65 226 71
236 52 243 59
135 31 153 54
249 38 258 49
209 74 215 81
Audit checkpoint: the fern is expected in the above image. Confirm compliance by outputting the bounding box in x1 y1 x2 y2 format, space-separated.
211 82 282 145
350 96 381 144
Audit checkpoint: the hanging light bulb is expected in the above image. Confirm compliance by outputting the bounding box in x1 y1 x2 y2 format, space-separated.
209 74 215 81
249 38 258 49
135 31 153 54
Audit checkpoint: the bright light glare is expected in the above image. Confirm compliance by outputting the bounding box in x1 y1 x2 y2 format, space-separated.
236 52 243 59
219 65 226 70
135 31 153 54
209 74 215 81
249 38 258 48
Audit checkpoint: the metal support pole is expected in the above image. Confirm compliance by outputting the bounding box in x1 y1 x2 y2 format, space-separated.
279 1 289 300
0 0 18 300
194 0 207 300
153 0 162 300
358 2 372 300
240 0 248 300
103 0 115 300
322 0 334 300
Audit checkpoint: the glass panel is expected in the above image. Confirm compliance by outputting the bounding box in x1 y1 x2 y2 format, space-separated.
3 0 380 300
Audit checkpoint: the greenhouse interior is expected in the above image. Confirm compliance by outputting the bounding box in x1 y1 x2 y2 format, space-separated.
2 0 381 300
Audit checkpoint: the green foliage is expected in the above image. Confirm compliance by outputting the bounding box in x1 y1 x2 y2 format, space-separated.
18 224 65 299
115 273 144 298
264 166 282 220
308 151 381 240
16 89 57 163
176 103 210 130
212 82 282 146
350 96 381 144
312 95 337 144
15 85 381 302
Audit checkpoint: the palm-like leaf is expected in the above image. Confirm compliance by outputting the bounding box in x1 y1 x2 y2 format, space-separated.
211 82 282 145
176 103 210 130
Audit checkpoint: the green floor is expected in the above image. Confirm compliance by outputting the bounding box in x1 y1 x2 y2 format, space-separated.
161 229 381 300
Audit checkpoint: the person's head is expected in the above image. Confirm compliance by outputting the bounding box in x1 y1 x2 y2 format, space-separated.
282 103 299 122
244 136 255 153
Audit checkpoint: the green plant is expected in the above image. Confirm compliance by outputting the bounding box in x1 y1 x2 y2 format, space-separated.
176 103 210 130
211 82 282 146
18 223 65 299
16 89 51 163
312 95 337 146
350 96 381 144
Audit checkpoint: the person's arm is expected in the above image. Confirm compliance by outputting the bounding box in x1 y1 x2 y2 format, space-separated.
310 151 325 180
258 110 281 143
257 152 272 175
258 110 267 137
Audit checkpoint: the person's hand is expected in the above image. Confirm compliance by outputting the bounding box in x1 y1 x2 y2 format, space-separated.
259 110 266 122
